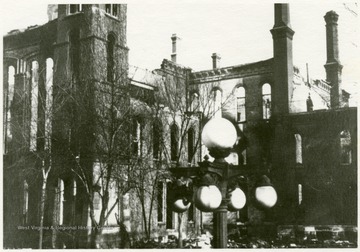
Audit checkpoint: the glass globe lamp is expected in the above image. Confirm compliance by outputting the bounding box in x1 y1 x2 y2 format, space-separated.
201 118 237 161
255 175 277 208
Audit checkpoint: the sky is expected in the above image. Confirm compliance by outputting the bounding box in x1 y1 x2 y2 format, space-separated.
1 1 359 96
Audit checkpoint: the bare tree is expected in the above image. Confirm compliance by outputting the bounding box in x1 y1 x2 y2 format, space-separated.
4 56 65 248
125 63 237 247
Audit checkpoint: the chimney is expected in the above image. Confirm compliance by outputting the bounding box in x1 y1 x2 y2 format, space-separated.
211 53 221 69
171 34 180 63
324 11 343 108
270 3 295 115
47 4 58 21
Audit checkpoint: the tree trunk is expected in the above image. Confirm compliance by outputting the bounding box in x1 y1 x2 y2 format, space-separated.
178 213 183 248
88 200 100 249
39 173 48 249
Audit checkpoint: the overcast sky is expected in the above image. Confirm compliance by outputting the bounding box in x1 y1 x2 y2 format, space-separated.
1 1 359 94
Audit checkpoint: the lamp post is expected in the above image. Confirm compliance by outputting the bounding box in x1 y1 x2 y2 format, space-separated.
170 117 277 248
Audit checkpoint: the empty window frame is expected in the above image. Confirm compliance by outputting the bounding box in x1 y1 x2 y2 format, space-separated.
262 83 271 120
73 179 77 197
170 123 179 161
45 58 53 150
132 119 141 157
340 130 352 164
298 184 303 205
153 119 162 159
166 182 174 229
187 127 195 164
23 180 29 224
188 202 194 222
30 61 39 151
69 29 80 82
107 34 115 82
213 89 222 118
69 4 81 14
105 4 118 17
190 92 199 112
295 134 302 164
4 66 15 152
157 182 165 223
59 179 65 225
236 87 246 122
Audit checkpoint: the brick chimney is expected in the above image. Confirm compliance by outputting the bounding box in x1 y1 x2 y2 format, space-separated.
270 3 295 115
324 11 343 108
171 34 180 63
212 53 221 69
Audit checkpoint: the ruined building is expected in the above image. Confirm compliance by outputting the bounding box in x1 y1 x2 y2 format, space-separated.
3 3 357 249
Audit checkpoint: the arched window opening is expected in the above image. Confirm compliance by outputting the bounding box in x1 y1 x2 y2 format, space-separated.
298 184 303 205
107 34 115 82
153 120 162 159
132 119 141 157
241 150 247 165
213 89 222 118
188 202 194 222
262 83 271 119
170 123 179 161
340 130 352 164
45 58 54 151
188 127 195 164
69 30 80 83
295 134 302 164
190 92 199 112
166 182 174 229
30 61 39 151
59 179 65 225
236 87 246 122
73 179 77 197
5 66 15 149
157 181 165 223
23 180 29 224
7 66 15 105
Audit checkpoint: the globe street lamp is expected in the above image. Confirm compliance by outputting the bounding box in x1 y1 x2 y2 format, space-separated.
170 117 277 248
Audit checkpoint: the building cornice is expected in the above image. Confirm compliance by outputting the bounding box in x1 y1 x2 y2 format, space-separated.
191 58 273 84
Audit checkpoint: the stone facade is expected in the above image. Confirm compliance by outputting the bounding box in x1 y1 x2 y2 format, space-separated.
3 3 357 249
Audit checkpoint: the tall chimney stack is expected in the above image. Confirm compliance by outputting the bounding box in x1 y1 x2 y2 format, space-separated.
171 34 179 63
212 53 221 69
324 11 343 108
270 3 295 115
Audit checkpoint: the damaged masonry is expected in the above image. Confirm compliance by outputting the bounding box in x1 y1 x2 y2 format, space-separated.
3 3 357 249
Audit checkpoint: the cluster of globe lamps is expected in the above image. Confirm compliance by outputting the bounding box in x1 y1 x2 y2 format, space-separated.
171 117 278 247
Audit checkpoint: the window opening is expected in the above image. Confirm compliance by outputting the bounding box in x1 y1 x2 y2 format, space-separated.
107 34 115 82
214 89 222 118
23 180 29 224
236 87 246 122
30 61 39 151
188 127 195 164
153 120 162 159
45 58 53 151
340 130 352 164
262 83 271 119
170 124 179 161
295 134 302 164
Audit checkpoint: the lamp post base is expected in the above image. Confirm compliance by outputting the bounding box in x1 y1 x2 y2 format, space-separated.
213 203 228 248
